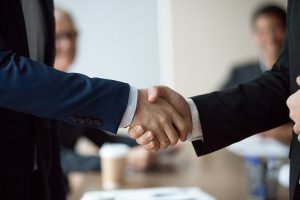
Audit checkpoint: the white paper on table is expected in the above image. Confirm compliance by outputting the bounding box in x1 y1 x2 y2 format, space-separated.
227 135 289 158
81 187 216 200
279 164 290 188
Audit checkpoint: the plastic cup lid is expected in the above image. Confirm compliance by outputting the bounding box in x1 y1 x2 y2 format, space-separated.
99 143 129 158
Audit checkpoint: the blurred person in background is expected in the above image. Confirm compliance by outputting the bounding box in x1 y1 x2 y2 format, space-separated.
221 4 292 145
54 7 179 189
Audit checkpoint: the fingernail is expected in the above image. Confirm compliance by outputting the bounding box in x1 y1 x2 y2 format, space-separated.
147 132 154 140
135 125 143 134
149 92 155 100
149 141 155 149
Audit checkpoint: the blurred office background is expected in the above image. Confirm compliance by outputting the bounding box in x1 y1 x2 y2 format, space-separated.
54 0 289 200
55 0 286 95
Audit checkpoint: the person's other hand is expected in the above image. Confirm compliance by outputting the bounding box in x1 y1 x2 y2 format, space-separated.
129 89 189 151
287 76 300 141
129 86 192 151
259 123 292 145
126 146 156 171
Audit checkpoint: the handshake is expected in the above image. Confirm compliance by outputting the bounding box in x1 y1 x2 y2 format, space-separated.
128 86 193 152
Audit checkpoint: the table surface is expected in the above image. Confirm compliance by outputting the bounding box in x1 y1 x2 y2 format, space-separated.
67 144 289 200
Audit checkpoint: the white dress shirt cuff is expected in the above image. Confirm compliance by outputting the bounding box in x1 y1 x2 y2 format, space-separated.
187 99 204 141
119 86 138 128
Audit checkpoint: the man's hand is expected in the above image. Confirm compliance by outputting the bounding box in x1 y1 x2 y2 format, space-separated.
129 89 190 151
129 86 192 151
287 76 300 141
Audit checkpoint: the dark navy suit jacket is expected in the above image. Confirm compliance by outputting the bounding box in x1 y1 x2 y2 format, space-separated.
0 0 130 199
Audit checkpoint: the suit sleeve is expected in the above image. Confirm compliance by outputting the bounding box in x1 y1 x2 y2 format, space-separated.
0 49 130 134
191 37 291 156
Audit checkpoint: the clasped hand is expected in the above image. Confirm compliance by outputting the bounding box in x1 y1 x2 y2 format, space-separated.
128 86 192 152
287 76 300 141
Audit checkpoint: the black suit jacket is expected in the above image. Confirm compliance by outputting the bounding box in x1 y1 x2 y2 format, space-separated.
191 1 300 199
221 62 263 89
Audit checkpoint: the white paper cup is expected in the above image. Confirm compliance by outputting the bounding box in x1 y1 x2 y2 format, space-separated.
99 143 129 190
81 192 115 200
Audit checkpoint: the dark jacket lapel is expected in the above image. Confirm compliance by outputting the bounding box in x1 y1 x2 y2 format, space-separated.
39 0 55 66
10 0 29 57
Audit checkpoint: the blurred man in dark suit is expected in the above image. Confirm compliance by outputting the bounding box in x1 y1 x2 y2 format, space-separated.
222 4 292 145
222 5 286 89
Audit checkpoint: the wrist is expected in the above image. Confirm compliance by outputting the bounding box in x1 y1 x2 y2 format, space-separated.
119 86 138 128
131 89 146 126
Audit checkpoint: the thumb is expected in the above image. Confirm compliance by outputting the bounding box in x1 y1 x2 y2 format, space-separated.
297 76 300 87
148 86 170 103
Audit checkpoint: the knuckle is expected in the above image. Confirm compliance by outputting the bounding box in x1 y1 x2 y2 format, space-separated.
146 131 154 140
136 137 143 144
148 141 155 149
160 142 168 149
169 138 178 146
159 143 165 148
159 114 169 123
293 124 300 134
144 145 153 151
286 97 292 107
289 99 296 108
289 112 295 120
129 131 137 139
181 124 189 134
137 137 147 145
129 128 142 139
169 140 176 146
136 139 143 145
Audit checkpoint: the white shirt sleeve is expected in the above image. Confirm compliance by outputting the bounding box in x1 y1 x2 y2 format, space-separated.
119 86 138 128
187 99 204 142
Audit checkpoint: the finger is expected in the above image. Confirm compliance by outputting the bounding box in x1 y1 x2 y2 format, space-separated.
170 106 189 142
151 139 160 152
162 115 180 146
136 131 155 145
150 124 170 148
159 136 170 149
293 124 300 134
128 125 146 139
297 76 300 87
143 141 156 150
148 86 192 136
148 87 160 103
143 139 160 152
298 134 300 142
163 99 189 141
